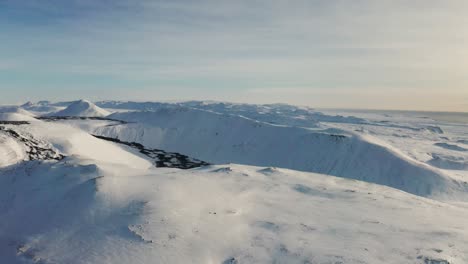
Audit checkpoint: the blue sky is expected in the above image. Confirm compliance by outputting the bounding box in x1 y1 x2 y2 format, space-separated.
1 0 467 111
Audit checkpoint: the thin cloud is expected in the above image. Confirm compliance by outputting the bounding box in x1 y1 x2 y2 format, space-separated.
0 0 467 111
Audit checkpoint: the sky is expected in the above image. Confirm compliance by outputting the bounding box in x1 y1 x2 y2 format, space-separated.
1 0 467 112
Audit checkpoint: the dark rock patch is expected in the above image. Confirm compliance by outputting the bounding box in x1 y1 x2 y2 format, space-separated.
92 135 209 169
0 121 30 125
38 116 127 124
0 126 64 161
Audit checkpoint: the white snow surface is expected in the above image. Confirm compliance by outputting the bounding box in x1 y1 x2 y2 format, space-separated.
1 147 467 263
78 107 465 199
1 100 468 263
48 99 110 117
21 101 65 115
19 121 152 169
0 113 36 121
0 133 26 167
0 106 36 121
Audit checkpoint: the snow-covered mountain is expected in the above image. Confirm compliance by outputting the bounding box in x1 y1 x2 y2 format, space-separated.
78 107 463 198
0 119 466 263
48 99 110 117
21 101 64 114
95 100 366 127
0 106 36 121
1 100 468 263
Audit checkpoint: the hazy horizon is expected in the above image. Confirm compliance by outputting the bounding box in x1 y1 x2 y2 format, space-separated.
1 0 467 111
3 98 468 115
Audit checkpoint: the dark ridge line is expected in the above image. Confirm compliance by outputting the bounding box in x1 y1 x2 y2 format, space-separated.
37 116 128 124
0 126 65 161
0 121 30 125
92 135 210 169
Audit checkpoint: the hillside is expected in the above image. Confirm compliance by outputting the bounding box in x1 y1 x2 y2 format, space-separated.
0 120 466 263
82 107 465 198
0 106 36 121
49 100 110 117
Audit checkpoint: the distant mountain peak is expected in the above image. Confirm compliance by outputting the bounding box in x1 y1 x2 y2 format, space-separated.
49 99 110 117
21 101 34 107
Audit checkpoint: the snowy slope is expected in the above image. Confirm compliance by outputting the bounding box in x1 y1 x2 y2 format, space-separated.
21 101 64 115
15 121 152 169
0 106 35 116
1 159 467 263
0 133 25 167
181 101 367 125
1 116 467 263
85 108 466 198
95 100 367 127
0 106 37 121
0 112 36 122
49 100 110 117
317 109 468 189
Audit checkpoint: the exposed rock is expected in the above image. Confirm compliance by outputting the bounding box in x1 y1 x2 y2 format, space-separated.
0 126 64 161
93 135 209 169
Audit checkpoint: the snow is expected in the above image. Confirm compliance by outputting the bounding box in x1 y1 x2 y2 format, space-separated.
21 101 65 115
0 106 35 116
1 100 468 263
79 107 465 199
12 121 152 169
0 133 25 167
429 153 468 170
435 142 467 152
0 106 37 121
317 109 468 183
1 158 468 263
0 112 36 121
48 99 110 117
95 100 367 127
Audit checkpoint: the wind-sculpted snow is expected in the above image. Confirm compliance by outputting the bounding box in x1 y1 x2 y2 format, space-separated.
429 154 468 170
89 108 465 198
435 142 467 152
